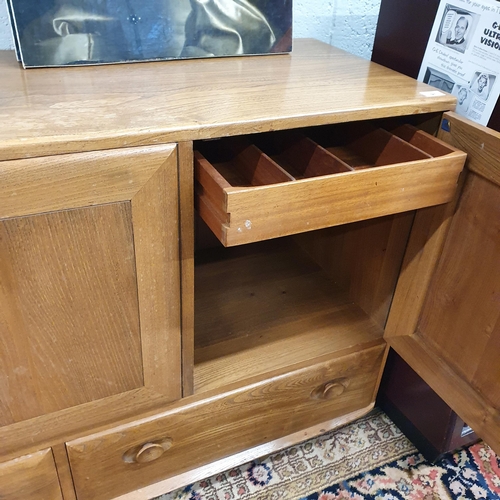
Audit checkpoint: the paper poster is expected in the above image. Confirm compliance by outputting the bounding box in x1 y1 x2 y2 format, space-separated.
418 0 500 125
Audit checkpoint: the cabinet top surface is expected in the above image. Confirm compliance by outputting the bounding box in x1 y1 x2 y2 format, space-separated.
0 39 456 161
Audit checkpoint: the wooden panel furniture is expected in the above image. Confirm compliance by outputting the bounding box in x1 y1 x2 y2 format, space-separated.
0 145 182 444
385 113 500 455
0 39 498 500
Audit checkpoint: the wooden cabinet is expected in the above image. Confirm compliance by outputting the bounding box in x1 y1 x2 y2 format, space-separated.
0 39 498 500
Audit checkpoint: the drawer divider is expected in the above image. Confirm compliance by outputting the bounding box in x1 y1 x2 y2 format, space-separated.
389 124 462 158
223 137 296 185
255 132 353 178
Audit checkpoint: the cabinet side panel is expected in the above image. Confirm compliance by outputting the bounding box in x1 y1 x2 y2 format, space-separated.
0 203 143 424
294 213 414 329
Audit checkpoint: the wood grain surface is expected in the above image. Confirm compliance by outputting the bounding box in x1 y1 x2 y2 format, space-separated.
67 345 385 500
417 170 500 417
0 144 182 440
294 213 414 329
0 144 175 220
51 444 77 500
0 40 456 161
0 388 174 462
194 239 385 392
197 150 465 246
0 449 63 500
386 113 500 456
0 204 143 425
177 142 195 396
130 146 182 398
113 404 374 500
439 112 500 187
383 202 460 341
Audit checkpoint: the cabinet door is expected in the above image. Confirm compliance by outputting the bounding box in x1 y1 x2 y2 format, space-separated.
0 449 62 500
0 145 181 435
385 112 500 455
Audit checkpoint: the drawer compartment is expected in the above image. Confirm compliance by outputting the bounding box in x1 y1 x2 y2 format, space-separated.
195 123 466 246
67 344 385 500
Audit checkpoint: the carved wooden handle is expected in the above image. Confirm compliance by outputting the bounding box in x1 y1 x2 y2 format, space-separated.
311 377 350 400
123 438 173 464
321 381 346 398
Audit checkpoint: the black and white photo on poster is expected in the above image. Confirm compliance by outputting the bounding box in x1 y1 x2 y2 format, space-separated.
418 0 500 125
435 4 479 54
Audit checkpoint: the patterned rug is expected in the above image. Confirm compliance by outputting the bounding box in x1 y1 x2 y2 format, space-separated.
155 409 500 500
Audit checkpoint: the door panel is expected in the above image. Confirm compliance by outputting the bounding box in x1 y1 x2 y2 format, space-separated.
385 112 500 454
418 172 500 409
0 144 182 427
0 204 143 424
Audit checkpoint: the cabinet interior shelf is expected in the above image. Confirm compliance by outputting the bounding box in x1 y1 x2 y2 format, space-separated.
193 238 385 394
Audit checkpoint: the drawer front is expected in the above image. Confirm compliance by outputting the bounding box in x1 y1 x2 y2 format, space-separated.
67 343 385 500
0 449 63 500
195 124 466 246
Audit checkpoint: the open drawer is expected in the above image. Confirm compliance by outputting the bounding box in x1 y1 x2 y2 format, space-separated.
194 122 466 246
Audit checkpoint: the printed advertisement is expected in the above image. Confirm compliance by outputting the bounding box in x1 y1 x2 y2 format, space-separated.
418 0 500 125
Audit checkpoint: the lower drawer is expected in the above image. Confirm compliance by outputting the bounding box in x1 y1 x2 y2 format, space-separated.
67 343 385 500
0 449 63 500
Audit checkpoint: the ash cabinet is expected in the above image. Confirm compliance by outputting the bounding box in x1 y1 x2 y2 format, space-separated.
1 42 500 500
66 116 465 500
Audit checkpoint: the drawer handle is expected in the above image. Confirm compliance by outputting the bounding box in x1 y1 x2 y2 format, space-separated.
123 438 173 464
311 377 350 400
